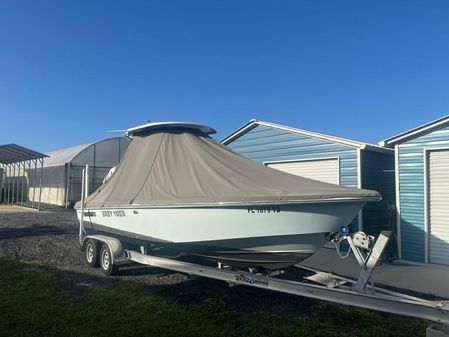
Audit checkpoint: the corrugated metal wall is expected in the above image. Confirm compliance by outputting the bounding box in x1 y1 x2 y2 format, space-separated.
361 150 396 237
226 124 360 229
398 125 449 262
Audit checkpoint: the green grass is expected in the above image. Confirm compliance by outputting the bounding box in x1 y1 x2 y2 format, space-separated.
0 259 428 337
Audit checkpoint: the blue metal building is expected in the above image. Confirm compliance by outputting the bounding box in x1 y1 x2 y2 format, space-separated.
381 115 449 266
222 120 395 237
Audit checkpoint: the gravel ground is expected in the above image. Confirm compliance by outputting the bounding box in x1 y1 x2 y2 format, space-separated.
0 205 190 285
0 204 320 318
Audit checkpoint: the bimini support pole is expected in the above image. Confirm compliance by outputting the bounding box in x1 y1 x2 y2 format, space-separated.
85 164 89 199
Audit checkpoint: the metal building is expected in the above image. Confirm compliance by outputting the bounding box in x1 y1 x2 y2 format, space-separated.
380 115 449 266
0 143 48 209
40 137 130 207
222 120 396 237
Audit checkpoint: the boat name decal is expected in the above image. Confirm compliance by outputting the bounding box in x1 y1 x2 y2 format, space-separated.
247 207 280 214
101 210 126 218
235 274 269 287
84 211 96 217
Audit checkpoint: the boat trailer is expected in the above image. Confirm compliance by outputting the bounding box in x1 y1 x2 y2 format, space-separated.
79 229 449 336
78 175 449 337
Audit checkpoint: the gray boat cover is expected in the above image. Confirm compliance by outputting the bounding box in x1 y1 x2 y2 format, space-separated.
80 126 381 208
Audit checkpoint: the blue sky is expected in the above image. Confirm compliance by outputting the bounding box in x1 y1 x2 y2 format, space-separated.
1 0 449 152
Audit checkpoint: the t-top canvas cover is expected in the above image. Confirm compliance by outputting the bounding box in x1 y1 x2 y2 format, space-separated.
80 123 381 208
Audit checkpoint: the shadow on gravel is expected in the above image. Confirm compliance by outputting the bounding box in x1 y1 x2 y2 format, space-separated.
115 264 181 276
0 225 77 239
48 263 316 319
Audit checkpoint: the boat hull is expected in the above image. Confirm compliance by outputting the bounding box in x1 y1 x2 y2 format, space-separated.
77 201 364 269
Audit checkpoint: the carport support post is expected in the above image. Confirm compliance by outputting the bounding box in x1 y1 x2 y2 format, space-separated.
9 164 12 203
15 162 20 204
9 164 13 204
15 162 18 204
20 161 25 206
6 164 10 204
26 160 31 208
8 164 12 204
37 158 43 211
10 163 13 204
32 159 37 209
12 163 16 204
3 165 6 203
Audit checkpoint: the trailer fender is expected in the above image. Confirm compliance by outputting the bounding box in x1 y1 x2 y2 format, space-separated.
82 235 125 265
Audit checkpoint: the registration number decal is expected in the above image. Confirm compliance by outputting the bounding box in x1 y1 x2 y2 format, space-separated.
247 207 280 214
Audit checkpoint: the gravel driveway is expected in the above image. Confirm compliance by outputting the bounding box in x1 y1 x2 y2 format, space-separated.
0 204 319 318
0 205 190 285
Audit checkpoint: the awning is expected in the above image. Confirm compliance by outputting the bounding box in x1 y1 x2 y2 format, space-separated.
0 143 48 165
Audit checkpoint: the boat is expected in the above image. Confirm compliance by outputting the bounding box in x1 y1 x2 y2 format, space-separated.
75 122 381 270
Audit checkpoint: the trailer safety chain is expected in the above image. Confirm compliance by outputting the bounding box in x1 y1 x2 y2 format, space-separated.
333 241 351 259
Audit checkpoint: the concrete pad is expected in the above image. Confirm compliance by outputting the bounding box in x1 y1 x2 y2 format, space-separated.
0 205 38 213
299 247 449 299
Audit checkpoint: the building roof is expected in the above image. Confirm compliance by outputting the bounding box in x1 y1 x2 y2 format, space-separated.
126 122 216 136
44 136 130 167
221 119 392 154
44 143 92 167
379 114 449 147
0 143 48 165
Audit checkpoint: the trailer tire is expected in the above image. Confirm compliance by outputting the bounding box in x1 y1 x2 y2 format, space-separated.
85 239 100 268
100 243 117 276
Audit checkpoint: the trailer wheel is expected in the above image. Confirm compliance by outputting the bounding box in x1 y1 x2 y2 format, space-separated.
100 243 117 276
85 239 100 268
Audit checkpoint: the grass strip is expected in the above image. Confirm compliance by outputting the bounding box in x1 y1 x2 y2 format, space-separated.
0 259 428 337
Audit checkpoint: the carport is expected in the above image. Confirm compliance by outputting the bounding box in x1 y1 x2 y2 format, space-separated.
0 143 48 210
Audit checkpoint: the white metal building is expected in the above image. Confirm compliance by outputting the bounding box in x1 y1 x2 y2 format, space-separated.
39 137 130 206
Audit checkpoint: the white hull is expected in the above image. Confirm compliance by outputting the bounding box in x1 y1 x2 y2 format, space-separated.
77 201 364 269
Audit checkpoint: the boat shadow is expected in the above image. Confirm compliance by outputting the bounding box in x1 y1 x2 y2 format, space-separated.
0 225 77 239
106 262 319 318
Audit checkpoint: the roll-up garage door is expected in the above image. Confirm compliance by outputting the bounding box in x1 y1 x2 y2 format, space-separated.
428 149 449 266
266 158 339 185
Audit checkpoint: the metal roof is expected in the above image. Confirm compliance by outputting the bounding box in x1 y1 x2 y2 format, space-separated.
126 122 217 136
0 143 48 165
379 114 449 147
43 137 130 167
44 143 92 167
221 119 392 154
